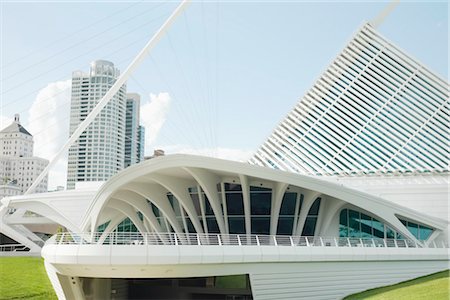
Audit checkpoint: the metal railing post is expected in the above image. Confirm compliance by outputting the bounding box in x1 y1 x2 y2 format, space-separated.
347 237 351 247
320 237 324 247
174 233 178 246
290 236 294 247
197 234 200 246
305 237 310 247
256 235 260 246
217 234 222 246
237 235 242 246
273 235 278 246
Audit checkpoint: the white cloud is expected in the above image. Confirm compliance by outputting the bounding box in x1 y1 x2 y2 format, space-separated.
140 92 171 153
156 145 253 162
28 80 71 190
0 115 13 131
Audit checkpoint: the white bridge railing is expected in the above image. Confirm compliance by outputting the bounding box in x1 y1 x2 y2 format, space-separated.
48 232 448 249
0 244 30 252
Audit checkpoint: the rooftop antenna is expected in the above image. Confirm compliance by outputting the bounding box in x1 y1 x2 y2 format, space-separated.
370 0 400 28
25 0 191 195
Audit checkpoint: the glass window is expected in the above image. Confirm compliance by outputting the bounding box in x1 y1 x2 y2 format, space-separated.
277 216 294 235
419 225 433 240
399 218 433 241
204 197 215 216
301 198 321 236
226 193 244 215
302 217 317 236
386 226 396 239
309 198 321 215
339 209 348 237
250 190 271 215
206 217 220 234
228 217 245 234
372 218 384 238
189 192 201 215
280 192 297 215
151 203 160 218
251 217 270 234
407 222 419 239
224 183 242 191
348 209 361 238
360 213 372 238
186 217 195 233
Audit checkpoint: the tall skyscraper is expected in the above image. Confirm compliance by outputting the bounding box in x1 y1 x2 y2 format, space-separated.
250 23 448 177
137 125 145 162
67 60 145 189
67 61 126 189
124 93 144 168
0 114 48 198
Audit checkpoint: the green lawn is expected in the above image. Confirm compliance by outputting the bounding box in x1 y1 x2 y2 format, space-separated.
215 274 248 289
0 257 57 300
345 270 450 300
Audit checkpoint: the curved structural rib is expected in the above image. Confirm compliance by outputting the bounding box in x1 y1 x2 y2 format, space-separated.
82 155 447 246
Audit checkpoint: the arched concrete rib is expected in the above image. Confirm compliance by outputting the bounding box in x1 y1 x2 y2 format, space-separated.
146 174 204 234
317 197 346 236
270 182 289 235
82 155 446 245
112 190 164 233
121 182 183 234
183 167 227 234
239 175 251 235
107 199 147 236
95 207 122 230
0 205 41 252
98 211 127 244
112 190 169 244
294 191 322 235
8 201 80 233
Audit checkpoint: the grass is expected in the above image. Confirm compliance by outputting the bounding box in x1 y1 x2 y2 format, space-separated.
345 270 450 300
0 257 57 300
215 274 248 289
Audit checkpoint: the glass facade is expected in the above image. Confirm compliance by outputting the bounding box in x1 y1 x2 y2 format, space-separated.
225 183 245 234
250 186 271 234
340 209 433 241
399 218 433 241
340 209 395 239
277 192 300 235
301 198 321 236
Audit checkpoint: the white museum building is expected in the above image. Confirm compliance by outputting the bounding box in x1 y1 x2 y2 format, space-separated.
0 16 448 300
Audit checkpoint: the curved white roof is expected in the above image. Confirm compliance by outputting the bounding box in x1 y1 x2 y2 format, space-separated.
82 154 447 244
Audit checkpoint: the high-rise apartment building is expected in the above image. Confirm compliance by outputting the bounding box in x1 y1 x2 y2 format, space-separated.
67 60 145 189
0 114 48 198
124 93 144 168
138 125 145 162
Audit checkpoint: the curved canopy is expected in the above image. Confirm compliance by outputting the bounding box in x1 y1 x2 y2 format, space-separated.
82 154 447 244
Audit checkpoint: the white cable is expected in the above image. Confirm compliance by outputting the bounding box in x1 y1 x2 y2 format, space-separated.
25 0 191 195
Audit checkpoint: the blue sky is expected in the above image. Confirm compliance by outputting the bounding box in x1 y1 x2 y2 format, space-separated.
0 0 448 188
